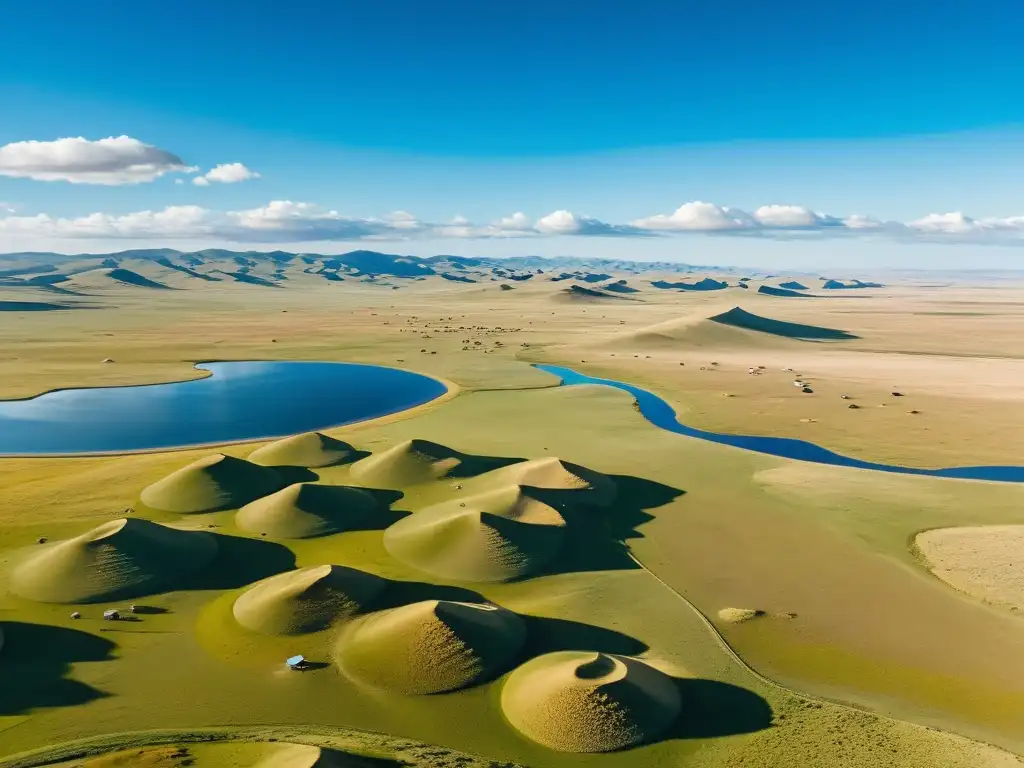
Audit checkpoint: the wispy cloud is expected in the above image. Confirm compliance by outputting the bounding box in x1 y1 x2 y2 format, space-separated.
0 136 195 185
4 199 1024 246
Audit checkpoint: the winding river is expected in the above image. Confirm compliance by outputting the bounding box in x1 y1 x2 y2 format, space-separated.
535 364 1024 483
0 361 447 456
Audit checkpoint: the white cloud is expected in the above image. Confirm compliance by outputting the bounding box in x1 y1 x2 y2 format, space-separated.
633 201 754 231
908 211 978 234
193 162 260 186
494 211 533 231
4 199 1024 246
534 209 647 237
754 205 845 229
0 201 17 213
0 136 193 185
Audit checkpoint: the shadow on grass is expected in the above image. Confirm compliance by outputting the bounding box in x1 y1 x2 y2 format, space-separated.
270 466 320 485
665 677 773 740
519 615 648 657
0 622 114 715
184 533 296 591
517 475 685 579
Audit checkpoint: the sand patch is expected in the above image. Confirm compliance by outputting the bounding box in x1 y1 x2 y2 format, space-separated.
916 526 1024 611
717 607 767 623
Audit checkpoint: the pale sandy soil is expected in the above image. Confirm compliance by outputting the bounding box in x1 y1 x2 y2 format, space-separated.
916 526 1024 611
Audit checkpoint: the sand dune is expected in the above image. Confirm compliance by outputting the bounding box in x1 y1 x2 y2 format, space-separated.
233 564 386 635
711 306 858 340
625 305 856 349
335 599 526 694
556 284 636 302
382 485 566 582
10 518 217 603
349 439 466 487
476 457 616 506
500 651 681 752
140 454 283 513
236 483 379 538
757 285 813 297
248 432 359 468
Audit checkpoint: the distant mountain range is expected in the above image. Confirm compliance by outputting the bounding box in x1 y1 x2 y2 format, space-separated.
0 248 731 277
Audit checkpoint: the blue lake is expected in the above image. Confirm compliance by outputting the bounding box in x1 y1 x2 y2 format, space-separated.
535 364 1024 484
0 361 448 456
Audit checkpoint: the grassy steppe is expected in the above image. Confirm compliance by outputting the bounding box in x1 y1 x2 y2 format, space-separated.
2 274 1024 766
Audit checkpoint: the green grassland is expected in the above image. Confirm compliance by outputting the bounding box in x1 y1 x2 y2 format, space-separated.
2 276 1024 767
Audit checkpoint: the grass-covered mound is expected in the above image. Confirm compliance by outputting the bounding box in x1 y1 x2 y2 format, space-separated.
479 457 616 506
501 651 681 752
335 600 526 694
10 518 218 603
140 454 283 513
236 483 379 539
382 485 566 582
233 564 386 635
248 432 359 468
349 439 466 487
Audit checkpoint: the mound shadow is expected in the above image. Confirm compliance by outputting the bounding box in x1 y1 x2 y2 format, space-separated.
182 533 296 591
664 677 773 740
519 615 648 657
0 621 115 715
0 300 82 312
372 579 487 611
518 476 685 579
266 466 320 485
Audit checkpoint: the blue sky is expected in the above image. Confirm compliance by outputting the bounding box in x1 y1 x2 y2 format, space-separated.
1 0 1024 267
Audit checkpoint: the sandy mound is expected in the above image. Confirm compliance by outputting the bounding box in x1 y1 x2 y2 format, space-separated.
236 483 379 539
233 564 386 635
501 651 681 752
248 432 358 468
477 457 616 506
915 526 1024 611
349 439 465 487
254 744 360 768
335 600 526 694
717 607 766 623
10 518 217 603
383 485 566 582
140 454 283 513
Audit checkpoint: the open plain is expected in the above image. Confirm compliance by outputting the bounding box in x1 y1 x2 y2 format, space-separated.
2 250 1024 767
